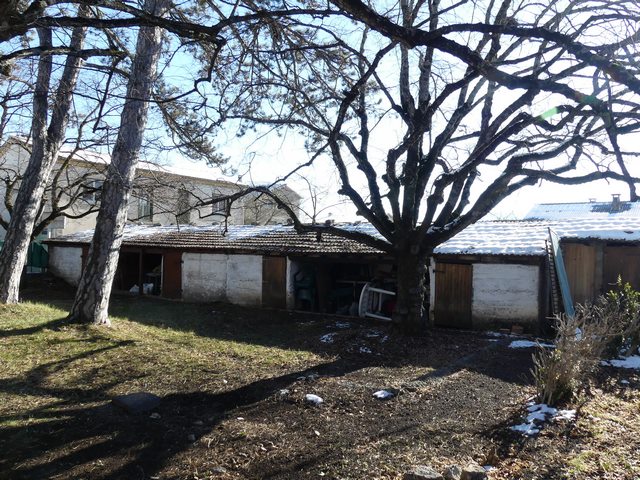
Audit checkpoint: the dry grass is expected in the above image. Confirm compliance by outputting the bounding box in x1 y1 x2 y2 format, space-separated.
1 284 638 479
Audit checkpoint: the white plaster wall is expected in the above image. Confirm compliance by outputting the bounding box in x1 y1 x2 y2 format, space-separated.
181 252 262 305
472 263 539 325
48 246 83 285
226 255 262 305
182 253 228 302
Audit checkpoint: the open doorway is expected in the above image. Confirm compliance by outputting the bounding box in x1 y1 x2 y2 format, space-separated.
114 251 163 296
289 258 395 316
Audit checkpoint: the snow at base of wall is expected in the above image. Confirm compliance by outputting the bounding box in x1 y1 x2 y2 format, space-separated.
182 253 262 305
472 263 539 326
48 246 83 286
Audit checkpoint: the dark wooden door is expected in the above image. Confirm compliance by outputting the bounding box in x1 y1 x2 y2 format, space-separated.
434 262 472 328
162 251 182 299
604 246 640 291
562 243 597 304
262 256 287 308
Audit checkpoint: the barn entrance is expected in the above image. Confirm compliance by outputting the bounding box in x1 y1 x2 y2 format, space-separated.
434 262 472 328
114 249 182 298
289 257 394 316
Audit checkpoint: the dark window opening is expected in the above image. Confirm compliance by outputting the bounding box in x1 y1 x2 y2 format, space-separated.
114 251 163 295
291 259 395 317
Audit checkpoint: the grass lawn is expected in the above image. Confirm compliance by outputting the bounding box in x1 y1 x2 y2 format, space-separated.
0 277 638 479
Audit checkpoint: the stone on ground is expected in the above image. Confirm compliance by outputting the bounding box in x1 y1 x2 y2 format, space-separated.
112 392 161 414
461 463 487 480
404 465 444 480
442 464 462 480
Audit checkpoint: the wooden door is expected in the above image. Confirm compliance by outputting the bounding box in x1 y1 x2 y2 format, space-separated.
262 256 287 308
562 243 596 304
162 251 182 299
434 262 472 328
604 246 640 291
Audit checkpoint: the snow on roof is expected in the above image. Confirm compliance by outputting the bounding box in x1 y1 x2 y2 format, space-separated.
49 217 640 257
524 200 640 220
434 221 550 256
47 223 384 255
436 217 640 256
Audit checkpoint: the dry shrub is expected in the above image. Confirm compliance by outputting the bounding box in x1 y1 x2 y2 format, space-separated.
533 280 640 405
532 310 609 405
601 278 640 356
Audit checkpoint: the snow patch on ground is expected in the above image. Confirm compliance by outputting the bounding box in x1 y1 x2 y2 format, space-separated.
304 394 324 406
359 346 372 354
334 321 351 329
372 390 395 400
508 339 555 349
365 330 382 338
510 403 576 436
601 355 640 369
319 333 337 344
487 331 513 338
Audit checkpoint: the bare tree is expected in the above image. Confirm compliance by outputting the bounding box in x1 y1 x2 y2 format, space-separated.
68 0 170 325
220 0 640 333
0 139 105 239
0 6 91 303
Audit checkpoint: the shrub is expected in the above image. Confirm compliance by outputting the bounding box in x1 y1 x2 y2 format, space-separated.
532 280 640 405
601 277 640 356
532 310 611 405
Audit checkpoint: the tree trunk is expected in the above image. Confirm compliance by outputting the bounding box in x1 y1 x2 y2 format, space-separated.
0 18 87 303
393 249 431 335
68 0 167 325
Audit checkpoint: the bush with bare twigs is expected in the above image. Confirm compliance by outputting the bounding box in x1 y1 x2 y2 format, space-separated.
532 280 640 405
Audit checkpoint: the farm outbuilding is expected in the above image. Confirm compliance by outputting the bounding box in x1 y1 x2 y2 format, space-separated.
46 224 394 315
432 216 640 331
45 208 640 333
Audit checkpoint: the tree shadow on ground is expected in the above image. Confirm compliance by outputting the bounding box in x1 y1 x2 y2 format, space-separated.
5 283 537 478
0 316 73 338
0 343 376 480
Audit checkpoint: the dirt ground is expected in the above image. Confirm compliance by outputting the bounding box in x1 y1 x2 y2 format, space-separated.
1 276 638 479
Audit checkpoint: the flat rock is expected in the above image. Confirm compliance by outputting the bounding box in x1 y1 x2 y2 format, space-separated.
461 464 487 480
112 392 161 414
404 465 444 480
443 465 462 480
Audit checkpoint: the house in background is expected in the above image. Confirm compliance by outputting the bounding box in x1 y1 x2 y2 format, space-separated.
0 137 301 240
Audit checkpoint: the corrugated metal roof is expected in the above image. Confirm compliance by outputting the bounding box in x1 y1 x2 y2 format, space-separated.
524 201 640 220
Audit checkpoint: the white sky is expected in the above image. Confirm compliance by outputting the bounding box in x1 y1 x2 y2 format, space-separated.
167 124 640 224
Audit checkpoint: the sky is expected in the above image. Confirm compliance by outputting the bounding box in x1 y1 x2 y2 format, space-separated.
168 124 640 224
160 1 640 226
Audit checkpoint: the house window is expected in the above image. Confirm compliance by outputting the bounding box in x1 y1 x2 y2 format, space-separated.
138 195 153 221
81 179 103 203
212 197 230 215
